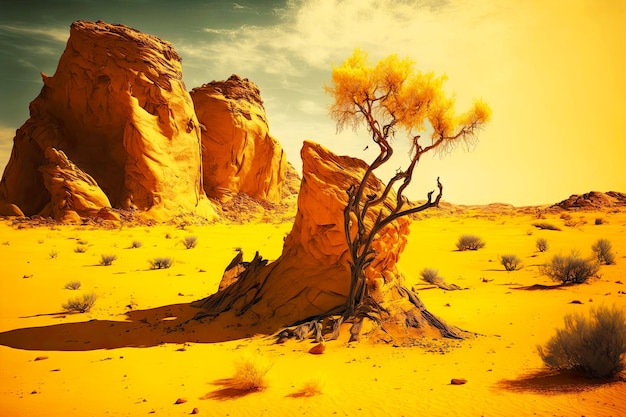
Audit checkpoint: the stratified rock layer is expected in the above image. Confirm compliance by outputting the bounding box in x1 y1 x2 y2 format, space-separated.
190 75 287 204
0 20 215 220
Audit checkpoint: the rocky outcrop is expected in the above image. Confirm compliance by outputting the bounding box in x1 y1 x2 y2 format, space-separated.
190 75 289 204
552 191 626 210
192 141 459 341
0 20 216 221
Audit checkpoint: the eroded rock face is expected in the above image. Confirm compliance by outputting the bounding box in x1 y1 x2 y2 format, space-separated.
553 191 626 210
0 20 216 221
192 140 412 329
190 75 288 204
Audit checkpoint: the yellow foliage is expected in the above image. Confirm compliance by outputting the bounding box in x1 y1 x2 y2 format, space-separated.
326 48 492 154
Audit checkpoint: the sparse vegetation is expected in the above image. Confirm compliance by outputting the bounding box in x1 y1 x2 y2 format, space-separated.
183 235 198 249
595 218 604 225
536 237 549 252
230 355 271 392
591 238 615 265
500 254 522 271
131 240 143 249
297 377 324 397
74 245 87 253
532 222 561 231
537 305 626 379
100 254 117 266
64 280 81 290
77 239 88 245
149 257 172 269
62 292 97 313
49 250 58 259
455 234 485 251
540 252 600 284
420 268 440 284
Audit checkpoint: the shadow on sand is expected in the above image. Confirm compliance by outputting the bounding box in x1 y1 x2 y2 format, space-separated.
200 378 265 400
497 369 621 395
0 303 270 351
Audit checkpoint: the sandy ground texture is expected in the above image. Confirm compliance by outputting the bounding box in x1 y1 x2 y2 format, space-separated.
1 209 625 417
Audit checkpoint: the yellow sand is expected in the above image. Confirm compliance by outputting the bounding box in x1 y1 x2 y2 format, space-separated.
1 210 625 416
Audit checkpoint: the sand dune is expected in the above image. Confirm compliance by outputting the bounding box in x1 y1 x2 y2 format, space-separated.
1 208 625 416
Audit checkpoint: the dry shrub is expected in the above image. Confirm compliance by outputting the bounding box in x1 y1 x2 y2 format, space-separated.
591 238 615 265
537 306 626 379
540 252 600 284
150 257 172 269
62 293 97 313
74 245 87 253
231 355 271 392
131 240 143 249
500 254 522 271
456 234 485 251
536 237 549 252
297 377 324 397
183 235 198 249
64 280 81 290
49 250 58 259
594 218 604 225
100 254 117 266
420 268 440 284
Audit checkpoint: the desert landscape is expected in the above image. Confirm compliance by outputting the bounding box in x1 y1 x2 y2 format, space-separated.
1 4 625 417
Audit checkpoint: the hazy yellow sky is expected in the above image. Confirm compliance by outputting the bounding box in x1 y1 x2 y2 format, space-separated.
0 0 624 205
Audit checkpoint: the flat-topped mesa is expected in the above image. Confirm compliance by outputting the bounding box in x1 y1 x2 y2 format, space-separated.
190 75 288 204
0 20 216 221
193 141 461 341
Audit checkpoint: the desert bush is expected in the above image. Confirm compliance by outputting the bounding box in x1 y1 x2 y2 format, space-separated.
49 250 58 259
536 237 549 252
500 254 522 271
100 254 117 266
74 245 87 253
532 222 561 231
591 238 615 265
77 239 88 245
560 213 572 221
183 235 198 249
131 240 143 249
455 234 485 251
420 268 440 284
297 377 324 396
62 292 97 313
231 355 271 391
540 252 600 284
537 305 626 379
595 218 604 225
64 280 81 290
149 257 172 269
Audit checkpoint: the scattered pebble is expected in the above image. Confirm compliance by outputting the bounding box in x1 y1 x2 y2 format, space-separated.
450 378 467 385
175 398 188 404
569 300 583 304
34 356 48 361
191 408 199 414
309 343 325 355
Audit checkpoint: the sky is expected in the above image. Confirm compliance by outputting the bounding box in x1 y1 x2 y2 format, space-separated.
0 0 624 206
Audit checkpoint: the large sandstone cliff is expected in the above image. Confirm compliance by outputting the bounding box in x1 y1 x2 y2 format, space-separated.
0 20 217 221
192 141 458 340
191 75 290 204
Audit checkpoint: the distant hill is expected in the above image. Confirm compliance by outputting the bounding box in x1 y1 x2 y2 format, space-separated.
552 191 626 210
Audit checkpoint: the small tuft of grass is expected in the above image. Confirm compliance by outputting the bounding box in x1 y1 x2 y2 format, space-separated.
500 254 522 271
63 280 81 290
74 245 87 253
455 234 485 251
183 235 198 249
100 254 117 266
77 239 88 245
149 257 172 269
130 240 143 249
532 222 561 231
230 355 271 392
536 237 549 252
49 250 58 259
591 238 615 265
62 292 97 313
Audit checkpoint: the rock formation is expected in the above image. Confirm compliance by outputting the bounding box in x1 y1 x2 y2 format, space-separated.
0 20 216 221
190 75 290 204
192 141 461 341
552 191 626 211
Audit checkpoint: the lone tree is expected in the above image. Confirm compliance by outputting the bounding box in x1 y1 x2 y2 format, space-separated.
324 49 491 338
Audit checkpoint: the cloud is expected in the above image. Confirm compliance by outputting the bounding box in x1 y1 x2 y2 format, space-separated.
0 24 69 43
